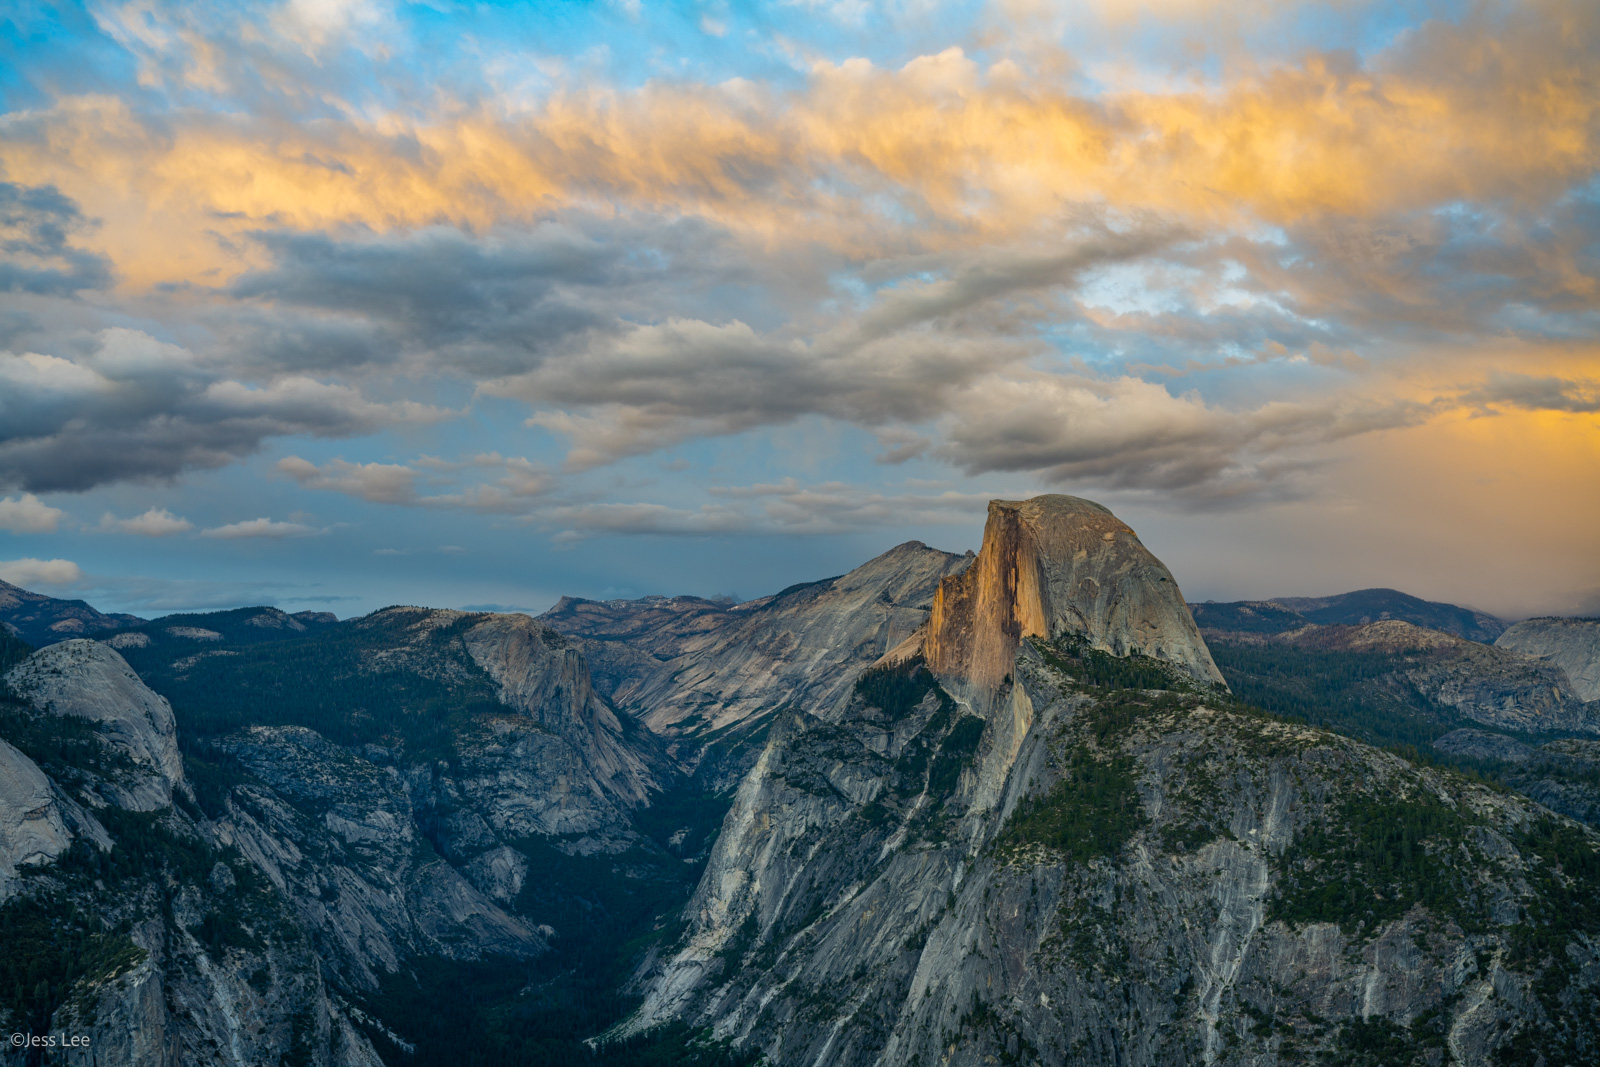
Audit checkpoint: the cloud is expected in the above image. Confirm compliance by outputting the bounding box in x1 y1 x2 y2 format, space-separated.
71 573 359 613
1459 372 1600 415
936 373 1431 504
545 502 752 541
0 557 84 587
0 0 1595 558
200 517 326 539
0 326 453 493
99 507 195 536
0 493 66 533
0 181 113 296
543 481 999 540
277 453 554 512
276 456 419 503
11 5 1598 272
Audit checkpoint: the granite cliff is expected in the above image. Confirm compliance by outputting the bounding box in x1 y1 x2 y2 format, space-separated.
891 495 1224 694
543 540 970 783
1497 617 1600 703
4 496 1600 1067
622 496 1600 1067
0 609 694 1065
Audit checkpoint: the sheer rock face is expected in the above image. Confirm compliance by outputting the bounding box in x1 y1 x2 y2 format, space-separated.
906 496 1223 692
6 639 185 810
625 647 1600 1067
211 726 547 994
0 738 72 899
543 541 971 738
350 607 666 836
459 612 658 811
622 498 1599 1066
1497 617 1600 703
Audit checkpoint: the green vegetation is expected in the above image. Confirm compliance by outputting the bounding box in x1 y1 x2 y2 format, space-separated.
1208 643 1455 752
1496 817 1600 1065
1030 635 1179 692
353 778 738 1067
1269 792 1485 935
0 699 133 783
52 806 288 959
997 744 1144 863
1319 1013 1449 1067
926 714 986 798
0 896 144 1037
119 610 507 760
0 629 32 676
854 657 948 720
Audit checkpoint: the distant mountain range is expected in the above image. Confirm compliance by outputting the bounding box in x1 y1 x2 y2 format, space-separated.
0 579 144 647
1190 586 1506 642
3 516 1599 1066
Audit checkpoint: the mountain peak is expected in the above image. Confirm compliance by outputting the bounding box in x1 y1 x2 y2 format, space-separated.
905 494 1223 691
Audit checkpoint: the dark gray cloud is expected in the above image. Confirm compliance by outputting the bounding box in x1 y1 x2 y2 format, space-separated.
0 329 446 492
0 181 113 295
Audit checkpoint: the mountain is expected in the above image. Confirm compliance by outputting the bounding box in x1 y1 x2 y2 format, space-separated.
889 495 1224 692
1192 587 1506 643
541 540 970 784
0 578 144 647
1203 619 1600 741
4 498 1600 1066
1 635 388 1066
1497 617 1600 703
621 495 1600 1066
0 611 727 1065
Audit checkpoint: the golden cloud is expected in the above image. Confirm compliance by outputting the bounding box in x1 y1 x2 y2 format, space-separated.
3 2 1595 289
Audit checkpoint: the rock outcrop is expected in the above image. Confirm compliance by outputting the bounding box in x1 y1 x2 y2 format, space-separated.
896 495 1223 692
1433 728 1600 824
0 738 72 900
622 496 1600 1067
0 605 674 1066
543 541 971 775
6 639 186 809
1497 617 1600 702
211 725 545 993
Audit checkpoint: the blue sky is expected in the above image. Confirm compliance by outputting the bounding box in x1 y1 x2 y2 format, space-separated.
1 0 1597 620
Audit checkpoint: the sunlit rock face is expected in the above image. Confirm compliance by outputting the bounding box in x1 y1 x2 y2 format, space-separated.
1497 617 1600 703
902 495 1224 693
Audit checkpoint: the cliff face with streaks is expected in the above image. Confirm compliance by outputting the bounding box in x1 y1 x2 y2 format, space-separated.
900 495 1224 694
622 496 1600 1067
1497 617 1600 703
543 540 972 786
0 610 681 1066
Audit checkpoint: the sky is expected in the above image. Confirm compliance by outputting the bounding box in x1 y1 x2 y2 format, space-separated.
0 0 1596 622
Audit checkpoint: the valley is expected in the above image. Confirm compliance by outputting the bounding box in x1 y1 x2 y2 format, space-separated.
2 498 1598 1066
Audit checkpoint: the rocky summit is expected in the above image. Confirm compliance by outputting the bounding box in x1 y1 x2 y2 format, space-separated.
1 495 1598 1067
617 496 1600 1066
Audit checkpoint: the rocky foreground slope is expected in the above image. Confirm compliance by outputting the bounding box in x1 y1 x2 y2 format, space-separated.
0 608 696 1066
623 495 1600 1067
